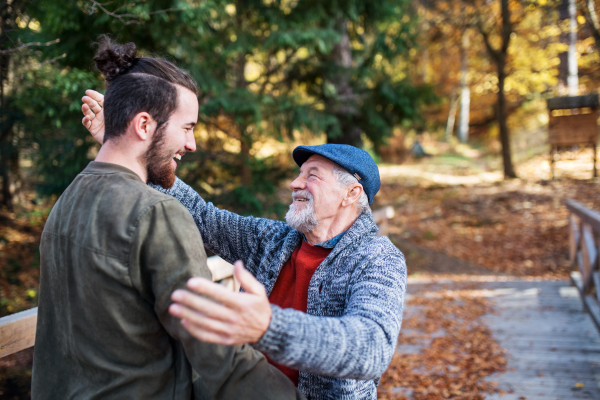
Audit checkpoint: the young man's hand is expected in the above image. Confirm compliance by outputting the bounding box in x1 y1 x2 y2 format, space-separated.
169 261 272 345
81 89 106 144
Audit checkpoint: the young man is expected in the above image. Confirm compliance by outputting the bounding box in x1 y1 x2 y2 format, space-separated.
32 38 303 400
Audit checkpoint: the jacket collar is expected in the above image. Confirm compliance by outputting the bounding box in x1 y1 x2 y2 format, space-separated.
317 212 378 261
83 161 144 183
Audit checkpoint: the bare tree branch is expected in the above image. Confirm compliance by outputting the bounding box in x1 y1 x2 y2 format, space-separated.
579 0 600 57
0 39 60 55
16 54 68 80
476 20 501 61
86 0 187 25
36 53 67 67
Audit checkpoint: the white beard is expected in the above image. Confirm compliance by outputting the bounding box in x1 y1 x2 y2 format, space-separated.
285 190 319 233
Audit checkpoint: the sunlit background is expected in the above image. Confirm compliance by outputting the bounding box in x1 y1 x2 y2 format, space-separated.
1 0 600 397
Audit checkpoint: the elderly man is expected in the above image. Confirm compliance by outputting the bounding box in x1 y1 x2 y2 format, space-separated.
82 92 406 399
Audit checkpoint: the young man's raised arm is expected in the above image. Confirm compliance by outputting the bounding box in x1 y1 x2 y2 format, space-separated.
130 198 304 400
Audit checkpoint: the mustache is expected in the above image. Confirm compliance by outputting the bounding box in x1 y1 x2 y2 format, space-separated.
292 190 313 202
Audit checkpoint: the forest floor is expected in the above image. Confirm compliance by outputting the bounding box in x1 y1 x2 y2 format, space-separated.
374 144 600 399
1 144 599 399
374 145 600 279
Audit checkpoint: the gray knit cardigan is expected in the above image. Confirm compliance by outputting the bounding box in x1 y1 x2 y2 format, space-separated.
156 178 407 400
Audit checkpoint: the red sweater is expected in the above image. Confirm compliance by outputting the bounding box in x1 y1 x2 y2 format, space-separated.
266 241 332 386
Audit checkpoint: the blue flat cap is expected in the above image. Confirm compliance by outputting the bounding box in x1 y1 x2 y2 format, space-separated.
292 144 380 204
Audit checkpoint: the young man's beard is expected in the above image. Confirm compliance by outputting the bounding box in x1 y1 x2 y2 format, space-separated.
143 123 177 189
285 190 319 233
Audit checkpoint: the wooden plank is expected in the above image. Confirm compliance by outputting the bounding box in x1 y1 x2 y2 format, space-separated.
572 271 600 333
482 278 600 400
206 255 234 282
594 271 600 303
372 206 394 223
577 251 585 280
372 206 394 237
0 307 37 358
547 94 600 109
566 199 600 233
570 214 581 265
581 223 594 291
548 112 598 145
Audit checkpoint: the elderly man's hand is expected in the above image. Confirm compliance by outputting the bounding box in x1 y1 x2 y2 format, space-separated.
169 261 272 345
81 90 106 144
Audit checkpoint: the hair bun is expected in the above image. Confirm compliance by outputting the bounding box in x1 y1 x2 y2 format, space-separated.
93 35 137 81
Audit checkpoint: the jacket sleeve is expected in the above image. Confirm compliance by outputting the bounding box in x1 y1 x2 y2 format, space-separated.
253 248 407 380
130 199 304 400
151 178 289 269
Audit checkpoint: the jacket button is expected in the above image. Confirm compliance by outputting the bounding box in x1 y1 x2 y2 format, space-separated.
319 282 323 292
268 271 274 279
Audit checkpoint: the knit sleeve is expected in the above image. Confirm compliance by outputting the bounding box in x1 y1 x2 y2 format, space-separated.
150 178 288 272
253 243 406 380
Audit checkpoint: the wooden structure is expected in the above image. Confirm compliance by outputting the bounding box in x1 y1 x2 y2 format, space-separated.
547 94 599 178
567 199 600 332
0 206 395 359
397 278 600 399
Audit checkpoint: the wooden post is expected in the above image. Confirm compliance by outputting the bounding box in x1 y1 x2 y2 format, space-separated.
550 145 556 179
567 199 600 331
594 142 598 178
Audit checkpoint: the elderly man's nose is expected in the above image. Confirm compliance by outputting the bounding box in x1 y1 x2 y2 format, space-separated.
290 176 306 190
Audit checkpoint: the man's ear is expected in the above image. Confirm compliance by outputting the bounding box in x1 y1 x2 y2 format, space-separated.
130 112 156 141
342 184 363 207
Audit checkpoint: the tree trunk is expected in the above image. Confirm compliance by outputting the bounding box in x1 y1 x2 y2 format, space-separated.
422 48 429 83
326 18 361 148
234 44 253 186
567 0 579 95
0 44 14 210
328 122 362 148
478 0 517 179
240 129 252 186
558 0 579 95
457 30 470 143
497 60 516 178
583 0 600 59
445 93 459 142
0 139 14 211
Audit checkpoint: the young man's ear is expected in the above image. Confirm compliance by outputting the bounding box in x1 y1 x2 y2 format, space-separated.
131 112 156 141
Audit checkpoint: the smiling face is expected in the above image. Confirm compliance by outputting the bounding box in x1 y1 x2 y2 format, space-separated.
286 155 348 233
145 86 198 188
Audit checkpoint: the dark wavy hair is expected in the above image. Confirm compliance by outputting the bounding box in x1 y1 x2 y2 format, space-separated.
93 35 197 141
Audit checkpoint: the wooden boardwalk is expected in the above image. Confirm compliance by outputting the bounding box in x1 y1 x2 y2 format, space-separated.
401 278 600 400
482 279 600 400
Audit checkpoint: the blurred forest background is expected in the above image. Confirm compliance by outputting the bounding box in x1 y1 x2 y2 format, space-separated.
1 0 600 398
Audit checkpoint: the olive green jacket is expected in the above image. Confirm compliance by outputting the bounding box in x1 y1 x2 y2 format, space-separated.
32 162 303 400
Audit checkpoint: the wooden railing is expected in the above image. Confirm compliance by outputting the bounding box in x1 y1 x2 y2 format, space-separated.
567 199 600 331
0 255 236 359
0 206 395 359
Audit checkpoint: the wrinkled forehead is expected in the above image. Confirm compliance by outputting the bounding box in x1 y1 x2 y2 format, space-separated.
300 154 338 173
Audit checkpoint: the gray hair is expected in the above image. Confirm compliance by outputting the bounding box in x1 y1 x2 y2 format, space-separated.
332 166 371 215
